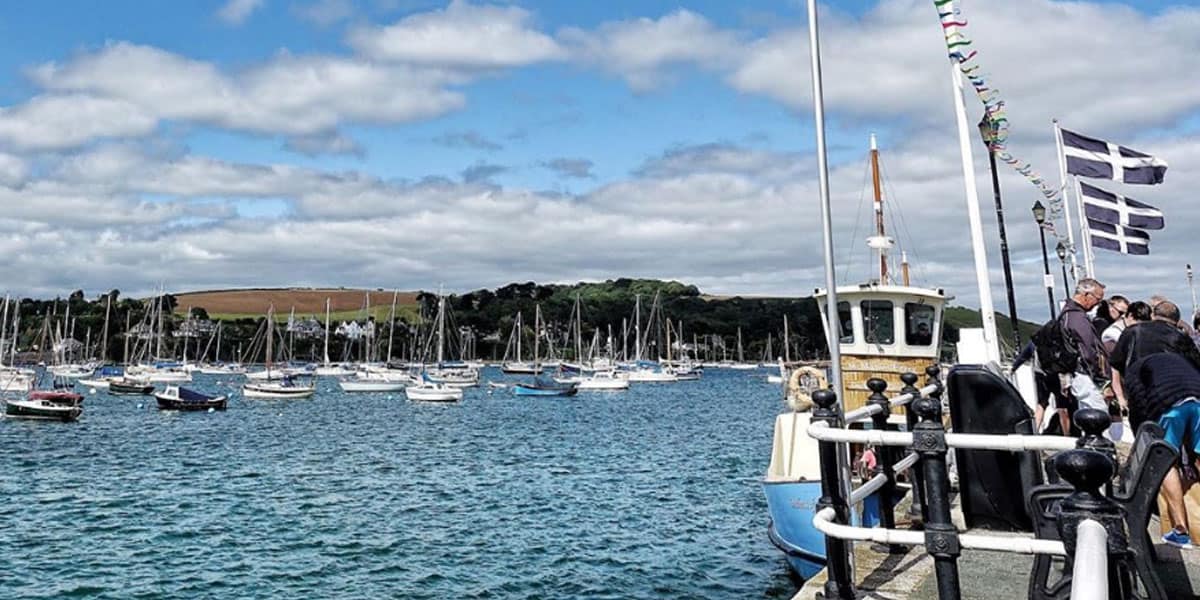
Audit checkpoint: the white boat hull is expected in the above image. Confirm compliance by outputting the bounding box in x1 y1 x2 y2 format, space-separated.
339 380 406 392
577 378 630 390
242 383 315 399
405 385 463 402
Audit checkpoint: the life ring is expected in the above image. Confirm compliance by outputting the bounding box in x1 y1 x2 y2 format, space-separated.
787 366 828 412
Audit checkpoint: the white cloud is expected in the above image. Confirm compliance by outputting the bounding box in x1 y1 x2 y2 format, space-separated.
0 94 157 150
0 153 28 187
559 9 741 90
347 0 565 68
218 0 265 25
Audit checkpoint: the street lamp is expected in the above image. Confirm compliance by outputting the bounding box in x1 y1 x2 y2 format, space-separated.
1056 241 1071 299
979 115 1021 350
1033 201 1056 318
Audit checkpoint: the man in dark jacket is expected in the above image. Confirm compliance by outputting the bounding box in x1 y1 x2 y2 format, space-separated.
1062 278 1109 421
1122 351 1200 547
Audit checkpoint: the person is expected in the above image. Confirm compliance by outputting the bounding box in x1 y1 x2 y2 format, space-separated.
1101 300 1147 354
911 322 932 346
1014 340 1066 435
1120 351 1200 547
857 446 877 479
1112 300 1200 415
1092 295 1128 336
1062 278 1111 418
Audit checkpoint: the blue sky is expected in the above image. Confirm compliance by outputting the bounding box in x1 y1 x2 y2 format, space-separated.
0 0 1197 327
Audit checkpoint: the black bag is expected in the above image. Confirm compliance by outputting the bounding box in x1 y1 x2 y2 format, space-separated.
1032 313 1081 377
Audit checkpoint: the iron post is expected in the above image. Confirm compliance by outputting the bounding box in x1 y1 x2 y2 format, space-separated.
867 377 902 552
812 389 856 599
914 368 959 600
900 371 926 526
979 117 1021 353
1053 449 1133 598
1033 201 1056 319
1056 241 1071 299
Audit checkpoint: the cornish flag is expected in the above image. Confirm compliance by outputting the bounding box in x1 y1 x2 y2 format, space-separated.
1080 182 1164 230
1062 129 1167 184
1088 219 1150 255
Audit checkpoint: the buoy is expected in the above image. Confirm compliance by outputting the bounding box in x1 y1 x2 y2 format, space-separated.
208 408 215 413
89 388 96 395
137 403 144 409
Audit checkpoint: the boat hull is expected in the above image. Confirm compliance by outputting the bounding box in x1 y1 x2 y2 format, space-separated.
339 380 406 392
576 379 630 391
110 382 155 395
405 386 463 402
155 395 227 411
4 399 82 421
513 385 578 396
763 480 826 580
242 384 315 399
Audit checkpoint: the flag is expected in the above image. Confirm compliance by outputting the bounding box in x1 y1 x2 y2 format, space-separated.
1061 128 1167 184
1087 219 1150 255
1080 182 1164 230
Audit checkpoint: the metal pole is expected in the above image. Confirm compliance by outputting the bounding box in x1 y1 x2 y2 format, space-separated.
1053 120 1080 280
912 386 961 599
946 56 1000 364
867 378 902 552
812 390 856 598
806 2 853 593
900 372 926 525
981 127 1021 352
1187 264 1196 321
1060 261 1071 301
1039 226 1056 319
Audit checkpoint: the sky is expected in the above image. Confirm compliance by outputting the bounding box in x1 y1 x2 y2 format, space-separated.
0 0 1198 323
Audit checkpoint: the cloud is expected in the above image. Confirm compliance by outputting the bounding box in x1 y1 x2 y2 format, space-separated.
18 42 467 149
293 0 354 26
283 131 365 157
348 0 565 68
0 153 28 187
460 162 507 183
559 9 742 90
542 158 593 179
432 130 502 151
218 0 265 25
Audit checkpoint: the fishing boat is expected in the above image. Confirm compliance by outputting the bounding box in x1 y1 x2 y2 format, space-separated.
763 134 947 580
4 396 82 421
109 379 155 396
155 385 228 411
513 376 578 397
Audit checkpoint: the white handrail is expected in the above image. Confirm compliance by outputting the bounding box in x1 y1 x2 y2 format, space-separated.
808 421 1079 452
848 452 920 505
813 507 1067 556
1070 519 1108 599
842 383 941 424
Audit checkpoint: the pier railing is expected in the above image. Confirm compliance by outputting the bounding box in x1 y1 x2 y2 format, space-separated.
807 366 1129 600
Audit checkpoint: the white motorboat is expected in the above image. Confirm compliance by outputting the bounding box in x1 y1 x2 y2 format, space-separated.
196 363 247 375
314 364 354 376
0 374 36 393
626 368 678 383
425 368 478 388
575 371 630 391
78 377 114 389
339 379 406 392
405 382 463 402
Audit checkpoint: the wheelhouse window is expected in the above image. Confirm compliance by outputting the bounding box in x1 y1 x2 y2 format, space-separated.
905 303 936 346
861 300 894 345
837 301 854 343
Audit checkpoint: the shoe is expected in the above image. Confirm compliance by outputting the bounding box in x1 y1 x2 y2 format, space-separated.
1163 529 1193 549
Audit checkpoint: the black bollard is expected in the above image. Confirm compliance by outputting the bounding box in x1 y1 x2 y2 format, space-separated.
866 377 902 552
1053 449 1133 598
1073 408 1117 496
900 371 926 527
913 394 960 600
812 389 856 600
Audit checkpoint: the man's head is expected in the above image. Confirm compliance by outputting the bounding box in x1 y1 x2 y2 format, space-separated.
1107 295 1129 319
1153 300 1182 323
1150 294 1168 308
1127 301 1152 324
1073 278 1106 310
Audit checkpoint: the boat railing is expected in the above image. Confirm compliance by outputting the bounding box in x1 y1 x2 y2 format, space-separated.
808 366 1124 600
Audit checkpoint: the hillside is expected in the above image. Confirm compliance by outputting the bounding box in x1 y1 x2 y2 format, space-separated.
173 288 420 321
942 306 1041 354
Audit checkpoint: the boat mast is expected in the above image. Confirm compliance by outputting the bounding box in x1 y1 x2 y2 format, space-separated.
574 293 583 363
215 322 222 363
123 310 131 365
386 289 398 363
0 294 8 367
323 298 331 366
435 292 446 365
870 133 889 284
516 312 523 363
288 306 295 362
533 304 541 367
943 13 1001 364
100 294 111 363
265 304 275 376
9 309 18 367
737 327 744 363
634 294 641 362
783 314 791 363
154 290 163 361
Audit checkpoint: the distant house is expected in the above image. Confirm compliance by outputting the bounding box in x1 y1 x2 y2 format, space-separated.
287 317 325 339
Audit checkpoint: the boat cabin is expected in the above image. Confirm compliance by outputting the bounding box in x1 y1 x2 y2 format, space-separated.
814 283 946 414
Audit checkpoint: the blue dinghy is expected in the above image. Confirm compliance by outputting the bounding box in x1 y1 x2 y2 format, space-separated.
513 377 578 397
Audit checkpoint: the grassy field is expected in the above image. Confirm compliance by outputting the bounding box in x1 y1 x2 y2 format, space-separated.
174 288 422 322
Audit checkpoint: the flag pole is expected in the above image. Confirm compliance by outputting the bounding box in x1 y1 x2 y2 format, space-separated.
1053 120 1080 281
946 47 1000 364
805 1 856 594
1072 174 1095 278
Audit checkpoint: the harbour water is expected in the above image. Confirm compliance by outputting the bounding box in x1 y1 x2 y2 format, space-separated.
0 368 799 598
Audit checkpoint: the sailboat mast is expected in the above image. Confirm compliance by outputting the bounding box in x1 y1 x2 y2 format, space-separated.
215 322 222 363
123 310 131 365
783 314 791 363
265 305 275 375
634 294 641 362
870 133 888 284
0 295 8 366
516 312 523 362
386 289 398 363
574 293 583 363
533 305 541 366
435 293 445 365
737 327 744 363
100 294 111 363
323 298 331 365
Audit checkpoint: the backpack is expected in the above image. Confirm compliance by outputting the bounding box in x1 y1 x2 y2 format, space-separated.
1031 312 1081 377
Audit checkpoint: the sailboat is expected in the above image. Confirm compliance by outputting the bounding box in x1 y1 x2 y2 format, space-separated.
500 311 541 374
729 327 758 370
243 305 316 399
314 298 353 376
405 292 466 402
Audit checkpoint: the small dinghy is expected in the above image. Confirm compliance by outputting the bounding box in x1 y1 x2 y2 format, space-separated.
110 379 155 396
5 396 82 421
155 385 228 411
513 377 578 397
405 373 463 402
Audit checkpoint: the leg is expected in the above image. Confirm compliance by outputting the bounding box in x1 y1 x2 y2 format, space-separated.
1034 403 1045 434
1057 409 1071 437
1163 467 1190 535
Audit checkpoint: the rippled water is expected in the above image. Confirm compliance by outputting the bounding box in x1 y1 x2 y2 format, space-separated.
0 368 800 598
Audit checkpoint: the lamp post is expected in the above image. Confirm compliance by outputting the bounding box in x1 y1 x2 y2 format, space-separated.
979 116 1021 351
1056 241 1071 300
1188 264 1197 322
1033 201 1056 318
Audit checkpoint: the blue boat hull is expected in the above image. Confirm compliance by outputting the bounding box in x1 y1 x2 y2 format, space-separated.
763 480 826 580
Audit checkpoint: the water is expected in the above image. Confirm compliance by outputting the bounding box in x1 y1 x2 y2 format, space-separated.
0 368 800 599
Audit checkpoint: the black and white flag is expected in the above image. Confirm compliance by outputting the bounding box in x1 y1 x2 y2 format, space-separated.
1088 219 1150 255
1062 129 1168 185
1080 182 1164 230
